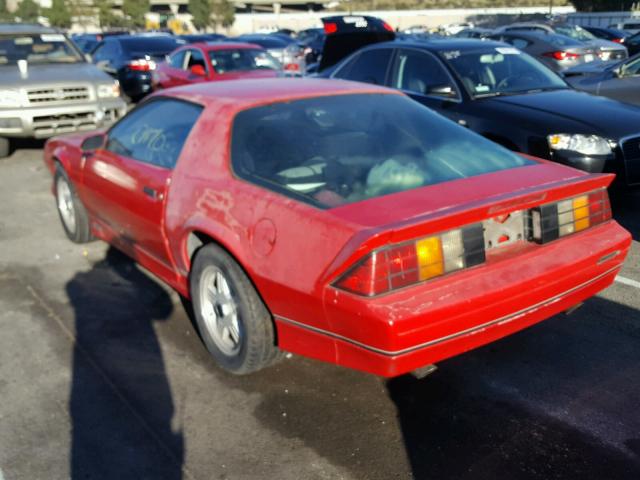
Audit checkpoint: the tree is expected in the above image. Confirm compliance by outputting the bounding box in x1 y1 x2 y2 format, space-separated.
46 0 72 28
122 0 149 29
16 0 40 22
569 0 634 11
189 0 212 31
0 0 11 21
212 0 234 29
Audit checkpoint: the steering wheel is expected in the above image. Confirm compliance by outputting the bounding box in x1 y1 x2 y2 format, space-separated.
496 74 538 91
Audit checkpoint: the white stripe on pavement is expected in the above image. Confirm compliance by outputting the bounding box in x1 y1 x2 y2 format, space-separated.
615 275 640 289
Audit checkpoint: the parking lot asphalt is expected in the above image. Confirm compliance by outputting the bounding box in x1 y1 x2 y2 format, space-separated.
0 144 639 480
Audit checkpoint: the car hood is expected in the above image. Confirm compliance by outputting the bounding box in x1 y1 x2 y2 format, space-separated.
0 62 114 88
481 90 640 139
218 69 281 80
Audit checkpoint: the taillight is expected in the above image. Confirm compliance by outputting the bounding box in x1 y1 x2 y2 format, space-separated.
613 38 624 43
382 21 394 32
128 59 156 71
528 189 611 244
284 63 300 71
324 22 338 34
543 51 580 61
334 224 485 297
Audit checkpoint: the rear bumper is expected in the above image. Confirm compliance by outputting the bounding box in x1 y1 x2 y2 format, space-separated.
275 221 630 376
0 99 126 138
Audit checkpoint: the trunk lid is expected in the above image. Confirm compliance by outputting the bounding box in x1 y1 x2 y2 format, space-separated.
319 15 395 72
328 160 612 246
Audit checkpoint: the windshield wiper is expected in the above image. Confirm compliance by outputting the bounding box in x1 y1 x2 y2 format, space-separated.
523 87 569 93
474 91 522 98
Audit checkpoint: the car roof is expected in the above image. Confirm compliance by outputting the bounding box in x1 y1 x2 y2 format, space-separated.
188 41 263 51
0 23 59 34
162 78 400 109
367 38 508 52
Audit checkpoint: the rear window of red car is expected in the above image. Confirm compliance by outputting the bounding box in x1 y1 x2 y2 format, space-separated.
231 93 533 208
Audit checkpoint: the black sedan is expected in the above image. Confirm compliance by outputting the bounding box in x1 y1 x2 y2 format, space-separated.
91 35 185 101
318 21 640 187
622 31 640 56
582 26 628 44
566 54 640 106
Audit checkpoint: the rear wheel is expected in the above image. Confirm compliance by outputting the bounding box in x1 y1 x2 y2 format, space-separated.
54 166 93 243
190 243 282 374
0 137 10 158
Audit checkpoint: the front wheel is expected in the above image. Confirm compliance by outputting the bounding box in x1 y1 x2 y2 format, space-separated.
190 243 282 374
54 166 93 243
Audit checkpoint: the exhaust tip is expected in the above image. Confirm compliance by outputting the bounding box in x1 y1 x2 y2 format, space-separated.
410 364 438 379
565 302 584 316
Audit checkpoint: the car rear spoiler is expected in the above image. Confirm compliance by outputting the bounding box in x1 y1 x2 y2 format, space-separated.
319 15 395 72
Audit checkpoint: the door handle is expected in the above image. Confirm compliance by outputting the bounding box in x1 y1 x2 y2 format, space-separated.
143 186 163 200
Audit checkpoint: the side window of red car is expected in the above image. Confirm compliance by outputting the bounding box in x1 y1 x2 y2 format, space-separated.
185 48 207 70
169 50 186 69
106 99 203 169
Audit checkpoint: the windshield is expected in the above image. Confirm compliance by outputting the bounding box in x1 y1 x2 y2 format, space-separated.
554 25 596 41
442 47 568 97
209 48 281 73
0 33 83 65
231 94 532 208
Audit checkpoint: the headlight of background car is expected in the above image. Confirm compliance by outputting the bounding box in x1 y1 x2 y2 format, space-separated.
97 82 120 99
547 134 613 156
0 89 25 108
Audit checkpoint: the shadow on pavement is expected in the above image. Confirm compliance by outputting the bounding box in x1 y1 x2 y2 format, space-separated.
209 294 640 480
386 294 640 480
67 247 183 479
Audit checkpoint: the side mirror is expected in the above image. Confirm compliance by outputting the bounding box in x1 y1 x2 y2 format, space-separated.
81 133 106 152
190 64 206 76
427 84 456 97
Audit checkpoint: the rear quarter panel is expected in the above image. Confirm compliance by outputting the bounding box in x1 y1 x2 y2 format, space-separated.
164 100 359 332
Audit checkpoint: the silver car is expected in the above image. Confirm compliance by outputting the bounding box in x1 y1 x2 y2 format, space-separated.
0 24 127 158
490 31 599 72
496 22 628 62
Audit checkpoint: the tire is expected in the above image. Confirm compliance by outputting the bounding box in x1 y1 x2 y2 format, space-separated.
0 137 10 158
54 166 93 243
190 243 282 374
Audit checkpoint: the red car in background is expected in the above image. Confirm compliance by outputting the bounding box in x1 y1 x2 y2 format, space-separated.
152 42 281 90
44 79 630 377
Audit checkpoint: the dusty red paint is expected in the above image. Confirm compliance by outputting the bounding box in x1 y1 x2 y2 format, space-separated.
43 79 631 377
153 42 280 90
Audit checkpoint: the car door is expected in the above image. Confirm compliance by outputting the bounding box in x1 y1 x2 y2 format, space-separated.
388 48 464 123
184 48 210 82
598 56 640 105
92 41 119 76
331 47 394 85
81 98 203 268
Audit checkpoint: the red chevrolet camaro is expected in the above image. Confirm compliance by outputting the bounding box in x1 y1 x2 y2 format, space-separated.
44 79 631 377
152 42 281 90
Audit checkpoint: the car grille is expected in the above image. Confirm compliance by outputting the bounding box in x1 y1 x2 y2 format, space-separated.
27 86 91 104
32 112 97 137
620 136 640 185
